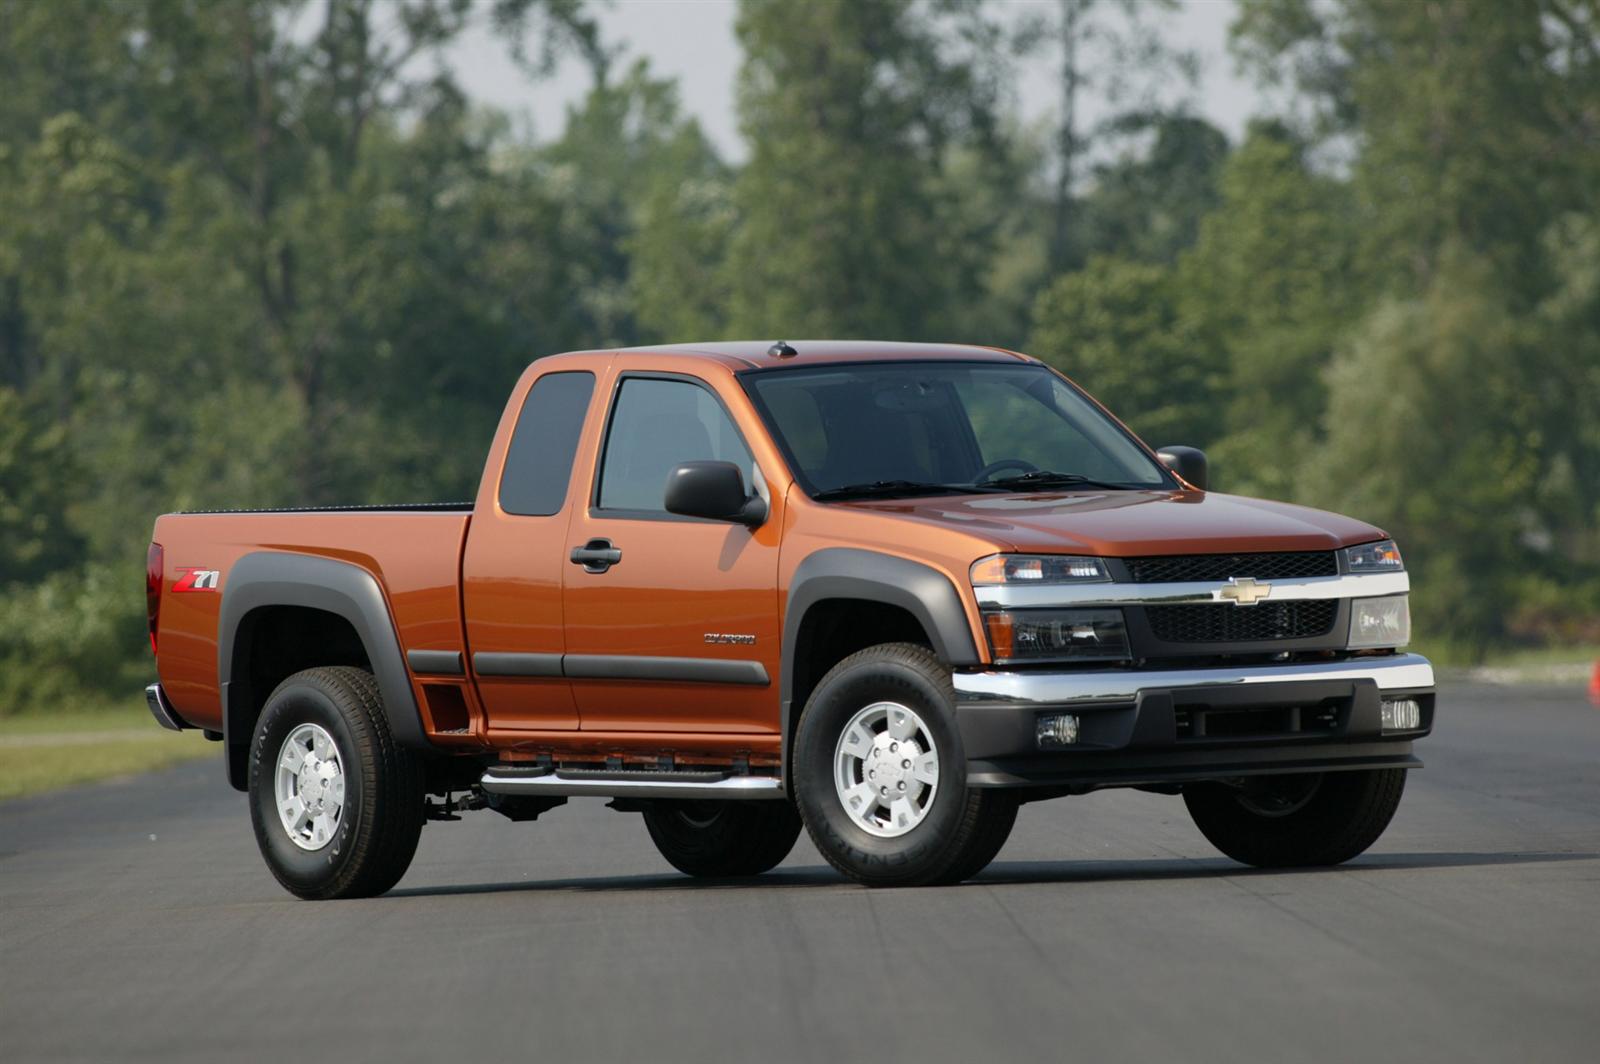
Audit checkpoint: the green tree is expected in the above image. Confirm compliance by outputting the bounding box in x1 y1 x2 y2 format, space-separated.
1013 0 1197 272
1315 253 1541 649
542 61 731 346
1177 125 1357 501
723 0 1007 340
1028 256 1215 449
1078 113 1230 266
0 388 81 586
1233 0 1600 302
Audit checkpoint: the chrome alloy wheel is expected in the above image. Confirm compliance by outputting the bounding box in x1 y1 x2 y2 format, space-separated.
833 701 940 838
274 722 347 851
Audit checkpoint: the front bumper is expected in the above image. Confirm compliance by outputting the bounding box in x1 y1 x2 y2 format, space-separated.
953 653 1434 790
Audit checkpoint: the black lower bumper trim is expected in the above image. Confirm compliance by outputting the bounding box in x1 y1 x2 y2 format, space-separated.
967 744 1420 790
957 676 1433 791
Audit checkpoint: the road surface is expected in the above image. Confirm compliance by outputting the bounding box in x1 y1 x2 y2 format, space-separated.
4 682 1598 1062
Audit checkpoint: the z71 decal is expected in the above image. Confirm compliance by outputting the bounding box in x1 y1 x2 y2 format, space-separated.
173 567 221 592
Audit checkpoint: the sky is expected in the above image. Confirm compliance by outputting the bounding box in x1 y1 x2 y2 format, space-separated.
444 0 1265 160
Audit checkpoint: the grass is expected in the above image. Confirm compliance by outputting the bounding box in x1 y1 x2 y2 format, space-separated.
1410 639 1600 670
0 698 214 801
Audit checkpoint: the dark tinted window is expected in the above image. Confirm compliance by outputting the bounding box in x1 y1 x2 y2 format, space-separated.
498 371 595 516
598 378 753 511
745 362 1168 495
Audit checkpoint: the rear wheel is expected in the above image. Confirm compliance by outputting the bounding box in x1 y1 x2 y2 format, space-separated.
793 643 1016 887
248 666 425 900
641 800 802 877
1183 768 1407 868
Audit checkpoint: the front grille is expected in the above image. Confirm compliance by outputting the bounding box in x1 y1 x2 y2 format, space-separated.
1124 551 1338 583
1146 600 1339 643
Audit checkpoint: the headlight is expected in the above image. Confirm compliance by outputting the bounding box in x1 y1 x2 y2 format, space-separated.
1345 539 1404 572
983 608 1130 664
971 554 1109 585
1348 594 1411 648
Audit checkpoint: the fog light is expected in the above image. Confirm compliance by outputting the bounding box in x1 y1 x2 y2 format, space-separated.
1381 698 1421 731
1037 713 1080 748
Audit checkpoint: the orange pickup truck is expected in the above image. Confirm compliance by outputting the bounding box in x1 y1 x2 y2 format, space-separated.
145 341 1433 899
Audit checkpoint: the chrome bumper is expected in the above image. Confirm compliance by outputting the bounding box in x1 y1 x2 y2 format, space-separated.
144 683 189 731
953 653 1434 705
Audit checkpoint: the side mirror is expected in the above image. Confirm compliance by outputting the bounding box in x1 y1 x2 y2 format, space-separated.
1157 446 1208 491
664 461 767 526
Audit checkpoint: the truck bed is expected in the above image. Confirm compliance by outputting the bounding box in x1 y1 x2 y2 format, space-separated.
151 508 474 730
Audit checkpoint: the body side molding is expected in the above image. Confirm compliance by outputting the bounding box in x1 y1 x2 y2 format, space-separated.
565 654 768 686
407 649 464 675
473 652 767 685
218 551 430 789
473 652 564 677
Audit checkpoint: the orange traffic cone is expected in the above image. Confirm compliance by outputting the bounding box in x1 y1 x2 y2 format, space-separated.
1589 661 1600 707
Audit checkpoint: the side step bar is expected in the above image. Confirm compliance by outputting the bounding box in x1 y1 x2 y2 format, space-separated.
479 766 783 800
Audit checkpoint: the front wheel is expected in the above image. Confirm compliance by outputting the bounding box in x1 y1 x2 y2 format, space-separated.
793 643 1017 887
248 666 425 899
1183 768 1407 868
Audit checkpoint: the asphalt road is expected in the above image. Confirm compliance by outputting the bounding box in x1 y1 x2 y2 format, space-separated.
4 681 1599 1063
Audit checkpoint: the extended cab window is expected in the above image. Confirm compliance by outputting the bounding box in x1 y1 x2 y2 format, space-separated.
597 377 754 512
499 371 595 516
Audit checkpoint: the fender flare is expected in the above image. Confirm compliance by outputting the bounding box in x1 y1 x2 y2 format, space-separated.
218 551 429 788
780 548 981 775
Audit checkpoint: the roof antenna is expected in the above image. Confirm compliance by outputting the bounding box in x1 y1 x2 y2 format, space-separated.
768 340 798 358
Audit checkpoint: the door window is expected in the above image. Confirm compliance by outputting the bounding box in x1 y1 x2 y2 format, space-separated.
597 378 754 512
499 371 596 516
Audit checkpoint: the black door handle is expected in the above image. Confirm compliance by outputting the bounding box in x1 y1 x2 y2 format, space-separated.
570 538 622 573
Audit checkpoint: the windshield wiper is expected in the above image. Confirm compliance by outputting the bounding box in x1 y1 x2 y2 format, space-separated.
812 480 982 501
983 470 1133 491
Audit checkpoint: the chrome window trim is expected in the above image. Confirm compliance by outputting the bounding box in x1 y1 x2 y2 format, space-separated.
953 652 1435 706
973 570 1409 610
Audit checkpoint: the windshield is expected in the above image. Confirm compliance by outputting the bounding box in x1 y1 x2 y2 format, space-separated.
742 361 1173 498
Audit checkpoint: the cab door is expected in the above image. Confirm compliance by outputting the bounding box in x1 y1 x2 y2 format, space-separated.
461 365 600 733
561 369 782 737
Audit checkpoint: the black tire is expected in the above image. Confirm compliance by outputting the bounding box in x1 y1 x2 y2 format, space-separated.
792 643 1017 887
1183 768 1407 869
641 800 803 877
248 666 425 900
935 789 1020 885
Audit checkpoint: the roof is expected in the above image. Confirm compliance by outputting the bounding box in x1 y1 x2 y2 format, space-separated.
599 340 1035 370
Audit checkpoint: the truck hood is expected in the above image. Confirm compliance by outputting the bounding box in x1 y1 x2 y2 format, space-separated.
841 489 1386 557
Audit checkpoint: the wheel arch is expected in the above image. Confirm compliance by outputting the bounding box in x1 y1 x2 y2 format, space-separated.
219 551 429 790
781 548 981 785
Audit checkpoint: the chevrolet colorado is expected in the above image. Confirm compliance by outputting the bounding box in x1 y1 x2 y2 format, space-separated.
144 341 1434 899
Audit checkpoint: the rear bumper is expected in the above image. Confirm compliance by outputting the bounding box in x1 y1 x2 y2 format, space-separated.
144 683 190 731
953 653 1434 790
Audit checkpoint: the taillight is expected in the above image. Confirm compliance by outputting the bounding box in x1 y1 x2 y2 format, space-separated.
146 542 164 655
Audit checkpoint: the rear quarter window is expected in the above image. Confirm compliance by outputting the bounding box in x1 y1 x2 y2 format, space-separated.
499 371 596 516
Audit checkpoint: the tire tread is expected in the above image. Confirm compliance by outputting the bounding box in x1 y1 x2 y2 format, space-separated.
794 642 1015 887
250 666 424 900
1184 768 1407 868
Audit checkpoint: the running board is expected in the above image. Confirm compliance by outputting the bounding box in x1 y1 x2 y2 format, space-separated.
478 766 784 800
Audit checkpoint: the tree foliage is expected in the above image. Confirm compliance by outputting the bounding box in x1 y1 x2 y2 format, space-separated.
2 0 1597 714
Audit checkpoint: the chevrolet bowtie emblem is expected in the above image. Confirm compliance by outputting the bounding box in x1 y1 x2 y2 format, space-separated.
1218 576 1272 606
